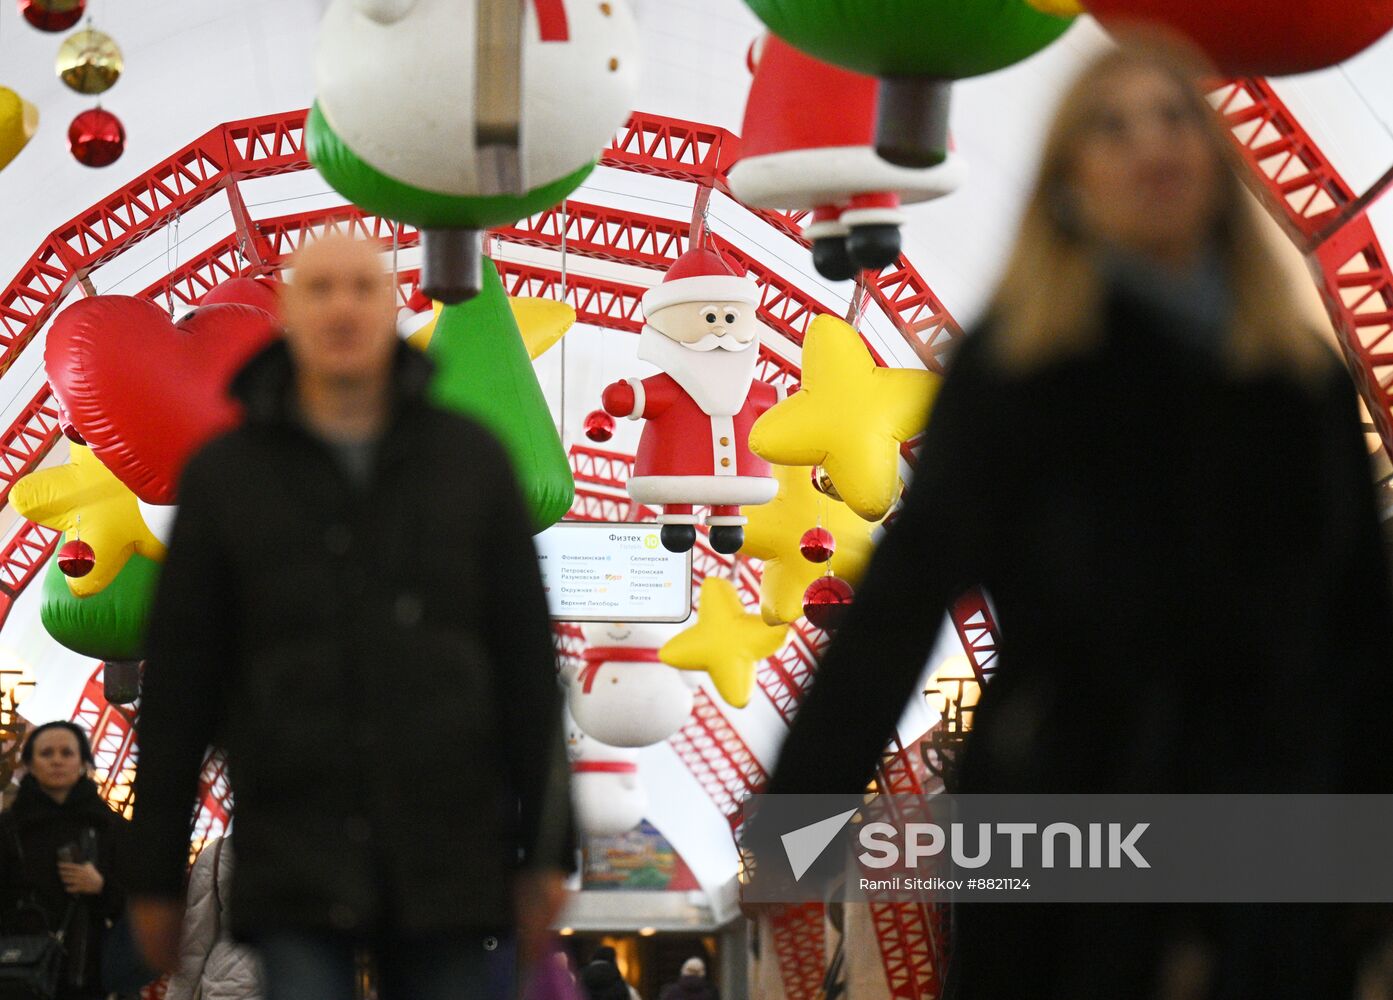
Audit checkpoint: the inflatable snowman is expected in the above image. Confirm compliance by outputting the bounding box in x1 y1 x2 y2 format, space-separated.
727 35 964 281
566 712 647 838
310 0 639 302
568 623 695 747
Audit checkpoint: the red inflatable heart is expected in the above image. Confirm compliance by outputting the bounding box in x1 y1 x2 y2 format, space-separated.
46 296 280 505
201 276 281 315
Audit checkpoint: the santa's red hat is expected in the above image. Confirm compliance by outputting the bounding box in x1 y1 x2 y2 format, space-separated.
642 247 759 316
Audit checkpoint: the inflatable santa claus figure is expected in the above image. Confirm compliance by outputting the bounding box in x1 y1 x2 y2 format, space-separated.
728 35 964 282
602 248 782 555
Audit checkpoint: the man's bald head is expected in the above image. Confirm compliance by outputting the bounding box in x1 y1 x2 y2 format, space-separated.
280 234 400 388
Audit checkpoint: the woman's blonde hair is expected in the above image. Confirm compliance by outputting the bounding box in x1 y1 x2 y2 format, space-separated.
986 37 1330 380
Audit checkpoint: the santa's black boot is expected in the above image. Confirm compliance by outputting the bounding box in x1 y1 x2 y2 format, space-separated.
812 236 857 282
660 524 697 553
708 525 745 555
847 224 902 272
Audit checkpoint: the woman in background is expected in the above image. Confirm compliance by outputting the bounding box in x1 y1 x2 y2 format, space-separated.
165 835 264 1000
765 38 1393 1000
0 722 128 998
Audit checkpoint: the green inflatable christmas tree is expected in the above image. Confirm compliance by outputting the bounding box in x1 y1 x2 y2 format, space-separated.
426 259 575 531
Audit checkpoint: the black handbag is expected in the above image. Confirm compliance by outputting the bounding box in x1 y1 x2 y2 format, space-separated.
0 902 75 1000
0 930 66 1000
0 830 77 1000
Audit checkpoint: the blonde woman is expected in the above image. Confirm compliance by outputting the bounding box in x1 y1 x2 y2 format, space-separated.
766 39 1393 1000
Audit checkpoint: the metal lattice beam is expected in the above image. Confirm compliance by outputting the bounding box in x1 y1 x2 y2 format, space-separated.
1215 78 1393 461
0 388 62 510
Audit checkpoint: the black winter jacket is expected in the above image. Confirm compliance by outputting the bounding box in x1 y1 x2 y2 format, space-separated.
766 286 1393 998
579 959 633 1000
0 775 128 997
129 339 574 939
659 975 719 1000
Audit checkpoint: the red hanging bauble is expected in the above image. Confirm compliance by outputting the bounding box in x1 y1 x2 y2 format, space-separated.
56 402 85 445
803 576 854 630
584 409 616 443
17 0 85 32
799 527 836 563
57 538 95 578
810 467 842 502
67 108 125 168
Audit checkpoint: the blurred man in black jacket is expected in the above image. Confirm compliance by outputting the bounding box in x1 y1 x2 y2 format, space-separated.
128 236 573 1000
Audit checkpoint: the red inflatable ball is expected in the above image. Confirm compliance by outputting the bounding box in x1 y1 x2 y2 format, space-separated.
799 527 836 564
18 0 85 32
56 401 85 445
803 576 854 630
201 276 282 318
1082 0 1393 75
68 108 125 168
57 538 95 578
583 409 615 443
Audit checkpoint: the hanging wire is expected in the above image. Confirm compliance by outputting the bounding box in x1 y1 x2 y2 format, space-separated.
1336 65 1393 146
391 222 399 303
559 199 568 447
163 211 181 317
171 211 182 309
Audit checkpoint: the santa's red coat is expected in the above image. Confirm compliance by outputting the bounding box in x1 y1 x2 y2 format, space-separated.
602 374 782 506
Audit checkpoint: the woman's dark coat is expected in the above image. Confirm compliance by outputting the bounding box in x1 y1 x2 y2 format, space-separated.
128 340 574 940
0 774 128 997
766 284 1393 998
658 974 718 1000
579 958 633 1000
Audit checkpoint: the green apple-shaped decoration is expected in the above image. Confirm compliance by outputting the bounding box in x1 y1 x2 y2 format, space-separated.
307 104 596 234
742 0 1075 166
427 259 575 531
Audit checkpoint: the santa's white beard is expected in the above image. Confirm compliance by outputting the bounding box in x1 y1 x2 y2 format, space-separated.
638 325 759 416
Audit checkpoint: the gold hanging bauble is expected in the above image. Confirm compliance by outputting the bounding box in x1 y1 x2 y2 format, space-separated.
56 28 123 96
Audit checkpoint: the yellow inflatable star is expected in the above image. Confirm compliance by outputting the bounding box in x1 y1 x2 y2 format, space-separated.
407 297 574 360
660 578 788 709
0 87 39 172
12 446 166 598
742 463 882 626
749 314 937 522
